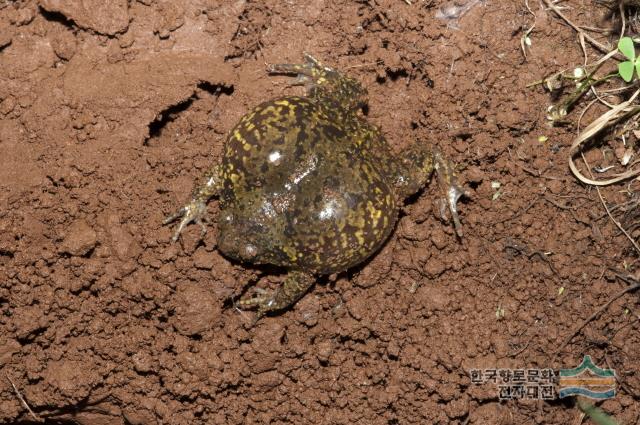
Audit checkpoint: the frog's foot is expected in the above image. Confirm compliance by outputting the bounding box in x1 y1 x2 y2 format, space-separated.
267 53 335 91
237 287 274 324
432 150 465 237
238 271 315 323
268 54 366 111
268 53 331 77
163 199 209 242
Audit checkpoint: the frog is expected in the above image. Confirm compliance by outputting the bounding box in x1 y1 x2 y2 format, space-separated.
164 54 464 322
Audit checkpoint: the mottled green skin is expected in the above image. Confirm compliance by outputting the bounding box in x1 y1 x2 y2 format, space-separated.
165 55 461 321
218 94 409 275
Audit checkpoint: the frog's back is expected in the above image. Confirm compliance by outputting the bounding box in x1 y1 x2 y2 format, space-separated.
220 96 346 198
219 95 399 274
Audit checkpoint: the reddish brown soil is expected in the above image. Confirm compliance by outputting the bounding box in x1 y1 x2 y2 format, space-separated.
1 0 639 424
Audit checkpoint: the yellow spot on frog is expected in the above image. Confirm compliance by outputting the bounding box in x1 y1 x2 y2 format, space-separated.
261 105 277 117
352 214 365 229
366 201 382 228
340 233 348 248
283 246 298 262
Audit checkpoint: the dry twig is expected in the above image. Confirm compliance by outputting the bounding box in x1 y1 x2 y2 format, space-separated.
580 152 640 255
554 275 640 359
541 0 614 55
6 375 42 423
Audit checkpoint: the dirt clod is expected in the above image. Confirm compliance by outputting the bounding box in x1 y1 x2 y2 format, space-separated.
170 283 221 336
61 219 97 256
39 0 130 35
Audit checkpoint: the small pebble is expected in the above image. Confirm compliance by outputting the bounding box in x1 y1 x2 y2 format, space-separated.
61 220 97 256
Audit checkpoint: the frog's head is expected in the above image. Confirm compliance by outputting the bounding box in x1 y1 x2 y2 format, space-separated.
218 211 268 263
217 194 288 266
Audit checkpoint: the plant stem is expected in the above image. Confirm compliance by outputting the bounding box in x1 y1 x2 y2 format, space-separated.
551 73 618 120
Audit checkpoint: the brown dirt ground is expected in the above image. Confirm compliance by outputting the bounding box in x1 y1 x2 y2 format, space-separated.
1 0 639 424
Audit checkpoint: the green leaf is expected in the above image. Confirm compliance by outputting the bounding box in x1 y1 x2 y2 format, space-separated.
619 37 636 61
619 60 634 82
576 398 620 425
635 59 640 81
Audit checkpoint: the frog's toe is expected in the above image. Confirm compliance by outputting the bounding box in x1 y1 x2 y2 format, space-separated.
433 153 466 237
436 186 464 236
267 61 312 79
163 200 208 242
237 288 275 323
302 52 327 69
238 287 269 304
238 288 272 309
446 182 465 233
267 53 332 82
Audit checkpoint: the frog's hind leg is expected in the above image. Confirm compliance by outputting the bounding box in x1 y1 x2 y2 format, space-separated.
239 271 315 323
163 164 222 242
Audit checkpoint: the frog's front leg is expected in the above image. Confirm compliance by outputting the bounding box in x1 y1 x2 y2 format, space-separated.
400 147 465 237
267 53 330 84
239 270 315 322
164 164 222 242
267 53 344 97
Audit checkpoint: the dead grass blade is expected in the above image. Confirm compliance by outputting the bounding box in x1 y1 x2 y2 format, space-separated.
569 88 640 186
